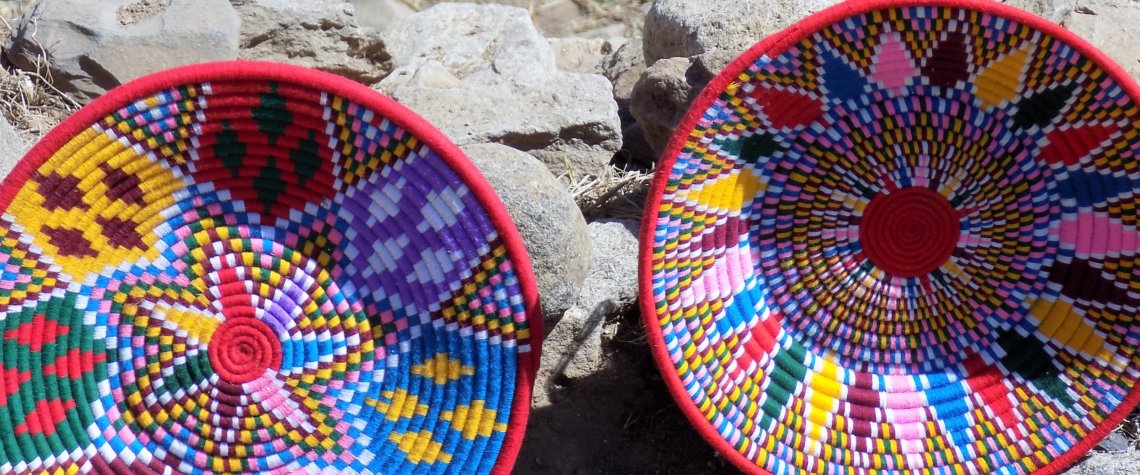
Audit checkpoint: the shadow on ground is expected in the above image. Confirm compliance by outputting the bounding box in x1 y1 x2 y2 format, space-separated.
516 308 734 474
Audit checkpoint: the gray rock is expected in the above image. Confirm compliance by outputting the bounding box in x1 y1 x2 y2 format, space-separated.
348 0 415 31
1066 450 1140 474
460 143 591 325
1061 1 1140 82
576 219 640 318
381 3 622 178
602 37 646 123
534 219 639 402
1006 0 1078 21
0 1 28 20
410 0 529 8
3 0 240 103
382 3 553 84
231 0 391 85
0 115 25 180
550 37 621 75
1097 432 1133 453
642 0 842 65
533 0 587 38
392 0 615 38
538 306 602 386
629 50 734 155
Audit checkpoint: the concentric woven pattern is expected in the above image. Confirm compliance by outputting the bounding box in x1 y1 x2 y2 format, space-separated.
0 62 537 474
642 1 1140 474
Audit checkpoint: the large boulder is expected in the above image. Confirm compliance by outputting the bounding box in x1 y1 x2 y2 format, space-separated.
3 0 240 103
642 0 841 65
347 0 415 31
382 0 595 37
575 219 640 318
550 37 621 75
1066 450 1140 475
231 0 391 85
1061 1 1140 82
1005 0 1078 21
460 143 591 325
629 50 734 155
381 3 622 178
535 219 639 400
602 37 646 120
0 115 25 180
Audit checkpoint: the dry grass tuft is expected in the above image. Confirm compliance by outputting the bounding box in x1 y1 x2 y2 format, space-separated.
0 15 78 144
566 165 652 221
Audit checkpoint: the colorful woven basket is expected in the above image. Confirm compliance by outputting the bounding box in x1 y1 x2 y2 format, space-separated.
640 0 1140 473
0 61 540 474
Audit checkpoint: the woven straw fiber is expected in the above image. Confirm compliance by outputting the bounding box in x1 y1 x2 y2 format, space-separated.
640 1 1140 474
0 61 539 475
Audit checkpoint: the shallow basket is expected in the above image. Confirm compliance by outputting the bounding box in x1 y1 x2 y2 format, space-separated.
639 0 1140 473
0 61 539 474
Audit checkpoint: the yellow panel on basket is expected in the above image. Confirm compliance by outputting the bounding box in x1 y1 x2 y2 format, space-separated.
1027 296 1108 358
974 48 1030 109
691 168 765 212
155 305 222 343
6 127 183 278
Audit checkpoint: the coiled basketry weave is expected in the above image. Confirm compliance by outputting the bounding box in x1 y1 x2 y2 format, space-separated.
0 61 539 474
640 1 1140 473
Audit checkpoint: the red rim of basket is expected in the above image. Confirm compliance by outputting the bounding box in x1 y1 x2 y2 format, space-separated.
0 60 543 475
637 0 1140 473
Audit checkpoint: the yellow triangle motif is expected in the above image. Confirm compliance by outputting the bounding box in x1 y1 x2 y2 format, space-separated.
974 48 1030 109
1026 296 1112 360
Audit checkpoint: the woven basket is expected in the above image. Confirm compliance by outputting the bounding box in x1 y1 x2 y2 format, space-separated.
640 1 1140 473
0 61 539 474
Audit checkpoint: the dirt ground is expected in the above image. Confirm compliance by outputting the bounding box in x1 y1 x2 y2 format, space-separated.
516 310 733 474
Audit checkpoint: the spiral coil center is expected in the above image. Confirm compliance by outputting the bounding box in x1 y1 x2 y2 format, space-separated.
860 187 961 278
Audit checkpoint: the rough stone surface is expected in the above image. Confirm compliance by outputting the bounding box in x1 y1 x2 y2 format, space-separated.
1005 0 1078 21
1066 450 1140 474
642 0 842 65
381 3 553 84
535 219 639 403
391 0 640 38
0 0 30 19
3 0 240 103
460 143 591 325
0 115 25 180
348 0 415 31
381 4 622 177
1061 1 1140 82
629 50 734 155
1097 432 1133 453
550 37 620 75
602 36 646 124
576 219 640 317
538 306 601 391
231 0 391 85
116 0 169 25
